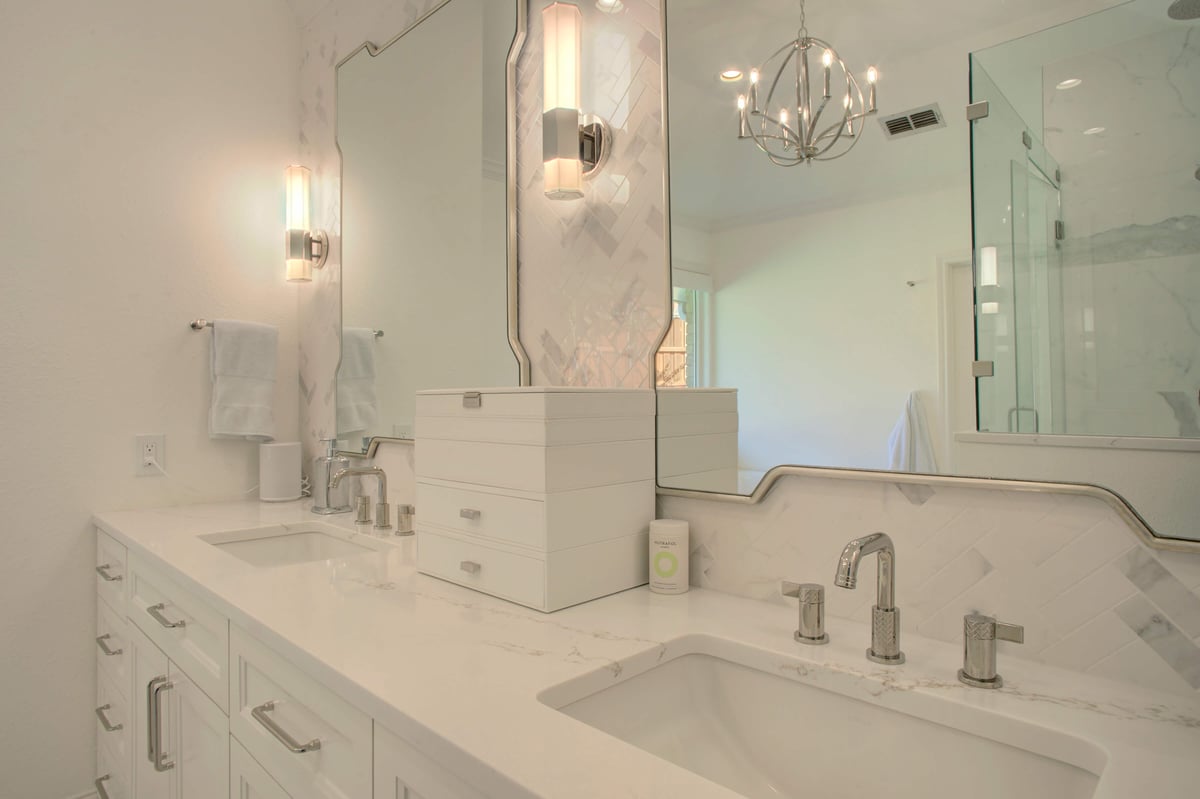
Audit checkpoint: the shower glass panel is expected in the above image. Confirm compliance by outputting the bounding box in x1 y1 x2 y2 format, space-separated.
970 6 1200 439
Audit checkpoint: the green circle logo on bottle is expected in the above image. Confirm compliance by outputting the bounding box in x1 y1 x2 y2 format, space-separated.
654 551 679 578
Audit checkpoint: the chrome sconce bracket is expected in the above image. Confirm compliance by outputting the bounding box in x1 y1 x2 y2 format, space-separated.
542 109 612 181
285 228 329 270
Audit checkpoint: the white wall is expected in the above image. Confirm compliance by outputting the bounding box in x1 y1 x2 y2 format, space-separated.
0 1 302 796
708 187 966 471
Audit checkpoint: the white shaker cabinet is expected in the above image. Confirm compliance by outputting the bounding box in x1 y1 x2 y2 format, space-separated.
374 724 487 799
129 612 229 799
231 737 294 799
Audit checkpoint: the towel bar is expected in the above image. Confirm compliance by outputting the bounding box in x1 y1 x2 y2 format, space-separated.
189 319 382 337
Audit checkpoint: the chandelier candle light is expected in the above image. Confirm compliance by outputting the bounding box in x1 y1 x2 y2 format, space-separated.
736 0 878 166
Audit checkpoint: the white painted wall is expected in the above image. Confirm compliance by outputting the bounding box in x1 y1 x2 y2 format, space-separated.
707 187 966 471
0 1 301 795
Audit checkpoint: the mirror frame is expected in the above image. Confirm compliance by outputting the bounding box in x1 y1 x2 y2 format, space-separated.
334 0 530 458
650 0 1200 553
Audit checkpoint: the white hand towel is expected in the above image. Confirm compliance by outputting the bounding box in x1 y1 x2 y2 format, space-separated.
209 319 277 441
336 327 378 435
887 391 938 474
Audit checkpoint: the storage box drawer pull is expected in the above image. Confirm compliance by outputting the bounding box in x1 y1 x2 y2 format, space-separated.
94 775 112 799
252 700 322 754
94 704 123 733
460 560 482 575
96 634 123 657
95 563 123 582
459 508 482 520
146 602 186 629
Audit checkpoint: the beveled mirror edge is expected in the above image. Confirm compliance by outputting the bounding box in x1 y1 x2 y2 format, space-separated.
333 0 530 459
649 1 1200 553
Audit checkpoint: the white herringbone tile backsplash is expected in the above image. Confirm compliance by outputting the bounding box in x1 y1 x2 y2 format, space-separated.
660 477 1200 696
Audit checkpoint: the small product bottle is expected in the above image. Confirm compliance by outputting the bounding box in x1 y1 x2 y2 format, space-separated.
649 519 690 594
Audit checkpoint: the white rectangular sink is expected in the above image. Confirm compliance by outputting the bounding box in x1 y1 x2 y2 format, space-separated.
201 523 385 568
540 635 1105 799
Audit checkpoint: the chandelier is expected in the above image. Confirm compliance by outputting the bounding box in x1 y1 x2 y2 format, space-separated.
735 0 878 166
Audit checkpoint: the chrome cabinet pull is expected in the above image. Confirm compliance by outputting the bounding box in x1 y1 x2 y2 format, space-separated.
459 508 481 520
252 700 322 753
95 563 123 582
96 634 123 657
94 775 113 799
95 704 123 732
147 676 174 772
146 602 186 629
460 560 482 575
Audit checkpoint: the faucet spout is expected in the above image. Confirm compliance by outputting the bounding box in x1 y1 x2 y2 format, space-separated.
835 532 895 609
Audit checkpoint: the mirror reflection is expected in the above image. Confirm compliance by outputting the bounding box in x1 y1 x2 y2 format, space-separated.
337 0 519 444
657 0 1200 539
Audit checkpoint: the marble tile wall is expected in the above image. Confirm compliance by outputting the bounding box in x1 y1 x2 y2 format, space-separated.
660 477 1200 695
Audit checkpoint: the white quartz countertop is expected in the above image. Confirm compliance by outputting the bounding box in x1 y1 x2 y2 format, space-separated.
95 500 1200 799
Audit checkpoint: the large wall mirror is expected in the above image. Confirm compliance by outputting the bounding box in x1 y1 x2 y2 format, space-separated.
656 0 1200 541
336 0 525 448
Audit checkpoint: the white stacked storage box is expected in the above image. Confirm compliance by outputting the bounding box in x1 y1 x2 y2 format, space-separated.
656 387 740 493
415 387 655 611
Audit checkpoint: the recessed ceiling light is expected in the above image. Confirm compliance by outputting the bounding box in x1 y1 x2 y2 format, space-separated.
595 0 624 13
719 69 744 82
1083 126 1106 135
1056 78 1082 90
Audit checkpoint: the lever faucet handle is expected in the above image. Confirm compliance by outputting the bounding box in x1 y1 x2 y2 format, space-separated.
780 581 829 645
995 620 1024 644
959 614 1023 689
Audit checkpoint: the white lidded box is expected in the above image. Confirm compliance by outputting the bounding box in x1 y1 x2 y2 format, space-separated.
415 387 655 612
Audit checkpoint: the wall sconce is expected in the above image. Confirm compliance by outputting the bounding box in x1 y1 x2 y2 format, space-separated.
542 2 611 200
978 245 999 287
284 165 328 282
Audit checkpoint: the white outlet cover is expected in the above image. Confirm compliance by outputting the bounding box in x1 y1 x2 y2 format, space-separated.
135 434 165 477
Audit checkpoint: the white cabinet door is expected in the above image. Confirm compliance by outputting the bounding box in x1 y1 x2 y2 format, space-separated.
374 724 487 799
231 737 294 799
131 625 171 799
169 662 229 799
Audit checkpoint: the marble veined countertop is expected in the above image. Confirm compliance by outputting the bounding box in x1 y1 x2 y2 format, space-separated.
95 500 1200 799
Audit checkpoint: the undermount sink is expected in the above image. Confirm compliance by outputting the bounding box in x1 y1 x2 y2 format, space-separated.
201 523 386 568
540 635 1105 799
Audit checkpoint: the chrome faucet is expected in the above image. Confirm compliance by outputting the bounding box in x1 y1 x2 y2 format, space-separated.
834 532 905 665
330 467 391 531
958 614 1024 689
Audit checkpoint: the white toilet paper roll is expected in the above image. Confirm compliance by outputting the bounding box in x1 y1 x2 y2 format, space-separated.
259 442 302 502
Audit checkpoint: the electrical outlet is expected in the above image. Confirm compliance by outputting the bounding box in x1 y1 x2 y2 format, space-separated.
135 434 165 477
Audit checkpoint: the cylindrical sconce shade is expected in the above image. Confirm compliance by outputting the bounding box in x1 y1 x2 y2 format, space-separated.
543 3 581 113
286 165 313 283
979 245 999 287
543 3 585 200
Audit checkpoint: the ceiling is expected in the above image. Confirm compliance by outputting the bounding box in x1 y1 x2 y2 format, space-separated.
663 0 1147 229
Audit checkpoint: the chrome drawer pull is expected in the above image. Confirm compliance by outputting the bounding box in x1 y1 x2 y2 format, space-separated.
95 563 123 582
95 704 123 732
95 775 113 799
147 676 174 772
252 701 322 753
459 508 481 520
96 634 123 657
146 603 186 629
460 560 482 575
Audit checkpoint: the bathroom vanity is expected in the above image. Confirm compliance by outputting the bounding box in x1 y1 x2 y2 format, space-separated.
90 500 1200 799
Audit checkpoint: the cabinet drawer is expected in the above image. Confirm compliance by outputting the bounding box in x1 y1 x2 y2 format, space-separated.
418 528 546 610
374 723 486 799
95 669 130 773
96 599 131 700
128 554 229 713
416 481 546 549
231 626 372 799
96 530 128 613
232 736 294 799
95 741 130 799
